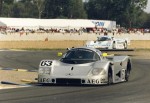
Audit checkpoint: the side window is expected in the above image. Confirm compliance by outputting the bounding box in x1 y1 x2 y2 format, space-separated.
107 38 111 41
94 53 100 60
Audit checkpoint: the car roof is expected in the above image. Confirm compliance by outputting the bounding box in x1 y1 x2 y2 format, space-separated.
98 36 112 38
70 47 102 55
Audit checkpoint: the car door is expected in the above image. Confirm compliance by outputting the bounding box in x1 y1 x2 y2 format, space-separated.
113 57 126 83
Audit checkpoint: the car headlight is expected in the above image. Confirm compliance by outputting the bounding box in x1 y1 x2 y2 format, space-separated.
39 67 51 74
100 69 106 75
44 68 51 74
92 68 103 75
39 68 44 74
92 68 106 76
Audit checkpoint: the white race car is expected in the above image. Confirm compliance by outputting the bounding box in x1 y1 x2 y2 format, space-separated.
86 36 130 49
38 47 132 85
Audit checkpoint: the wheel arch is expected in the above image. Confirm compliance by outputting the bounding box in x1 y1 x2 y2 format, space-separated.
127 59 132 72
107 63 114 85
124 40 128 49
125 58 132 81
108 64 113 75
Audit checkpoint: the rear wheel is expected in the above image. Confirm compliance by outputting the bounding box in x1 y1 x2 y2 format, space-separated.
125 69 130 81
124 42 127 49
125 60 131 81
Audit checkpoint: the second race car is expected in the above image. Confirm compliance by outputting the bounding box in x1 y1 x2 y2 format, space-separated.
86 36 130 49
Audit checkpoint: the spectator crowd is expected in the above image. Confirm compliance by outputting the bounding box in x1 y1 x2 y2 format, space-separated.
0 26 150 36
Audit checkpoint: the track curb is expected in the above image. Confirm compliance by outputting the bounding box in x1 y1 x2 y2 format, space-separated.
1 81 32 86
20 79 35 83
0 68 37 72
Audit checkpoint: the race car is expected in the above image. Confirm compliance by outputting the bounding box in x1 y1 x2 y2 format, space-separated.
86 36 130 49
38 47 132 85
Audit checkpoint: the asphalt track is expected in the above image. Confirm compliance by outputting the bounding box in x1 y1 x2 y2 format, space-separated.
0 50 150 103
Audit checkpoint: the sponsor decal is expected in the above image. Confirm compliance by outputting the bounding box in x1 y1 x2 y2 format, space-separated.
92 21 105 27
41 61 52 66
86 79 100 84
39 78 52 83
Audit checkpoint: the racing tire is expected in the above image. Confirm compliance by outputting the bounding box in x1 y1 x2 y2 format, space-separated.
125 69 130 82
125 61 131 81
112 42 116 49
124 42 127 49
107 72 113 85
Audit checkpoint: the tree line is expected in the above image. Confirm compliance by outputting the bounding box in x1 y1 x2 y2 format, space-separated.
0 0 149 28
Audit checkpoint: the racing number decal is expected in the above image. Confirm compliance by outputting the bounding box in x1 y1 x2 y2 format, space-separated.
41 61 52 66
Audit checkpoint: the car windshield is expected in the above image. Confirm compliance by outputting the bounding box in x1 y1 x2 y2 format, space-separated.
60 48 100 64
98 37 111 41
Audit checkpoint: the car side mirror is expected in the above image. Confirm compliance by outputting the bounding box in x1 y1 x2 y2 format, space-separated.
57 52 63 57
102 53 108 57
102 53 114 60
67 48 70 50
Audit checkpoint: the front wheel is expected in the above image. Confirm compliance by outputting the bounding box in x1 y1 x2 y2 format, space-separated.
112 42 116 49
125 69 130 81
107 73 113 85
